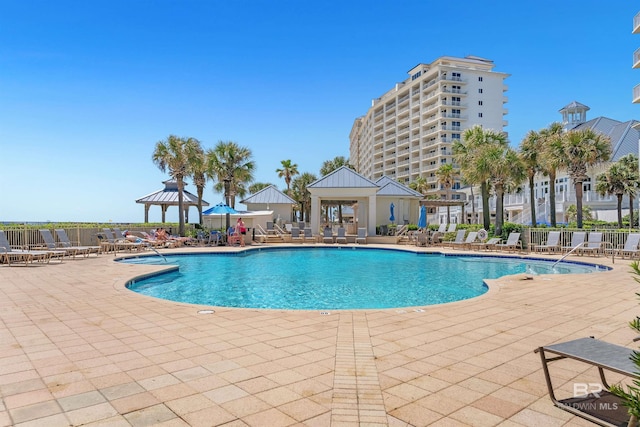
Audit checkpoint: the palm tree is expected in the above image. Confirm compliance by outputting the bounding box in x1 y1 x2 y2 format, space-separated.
188 141 207 226
519 130 542 226
484 145 525 236
291 172 317 222
409 176 429 195
550 128 612 228
276 160 299 195
596 163 627 227
152 135 201 236
618 154 640 227
248 182 274 194
538 122 564 227
435 163 459 223
319 156 351 223
454 125 508 230
206 141 255 209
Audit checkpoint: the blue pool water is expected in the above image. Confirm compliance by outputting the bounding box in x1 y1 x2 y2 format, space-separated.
123 247 605 310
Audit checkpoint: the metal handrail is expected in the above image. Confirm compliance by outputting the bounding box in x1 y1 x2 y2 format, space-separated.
551 242 585 268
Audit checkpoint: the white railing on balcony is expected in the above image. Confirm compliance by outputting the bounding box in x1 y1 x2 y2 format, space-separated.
634 48 640 68
634 12 640 34
634 84 640 104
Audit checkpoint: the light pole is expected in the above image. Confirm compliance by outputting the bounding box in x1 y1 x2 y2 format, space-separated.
223 177 231 231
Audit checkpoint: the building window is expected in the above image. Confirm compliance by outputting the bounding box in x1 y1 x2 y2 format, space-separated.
478 113 483 118
478 76 483 82
478 101 483 106
411 71 422 81
452 133 461 139
478 88 483 93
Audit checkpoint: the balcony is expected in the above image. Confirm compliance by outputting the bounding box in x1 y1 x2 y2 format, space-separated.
634 48 640 68
635 12 640 34
634 84 640 104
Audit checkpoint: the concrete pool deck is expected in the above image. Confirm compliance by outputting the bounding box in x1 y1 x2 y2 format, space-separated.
0 244 637 426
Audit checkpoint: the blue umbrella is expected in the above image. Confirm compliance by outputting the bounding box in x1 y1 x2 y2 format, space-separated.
418 205 427 229
203 203 239 229
389 203 395 222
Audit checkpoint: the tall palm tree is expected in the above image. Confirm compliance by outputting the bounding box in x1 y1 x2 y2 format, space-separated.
206 141 255 209
435 163 459 223
618 154 640 227
519 130 542 226
538 122 564 227
188 141 207 226
409 176 429 195
248 182 275 195
152 135 201 236
291 172 317 222
319 156 351 222
550 128 612 228
276 160 299 195
596 163 627 227
454 125 508 230
484 145 525 236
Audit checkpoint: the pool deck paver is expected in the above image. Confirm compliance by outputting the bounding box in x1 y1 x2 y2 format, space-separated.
0 243 638 426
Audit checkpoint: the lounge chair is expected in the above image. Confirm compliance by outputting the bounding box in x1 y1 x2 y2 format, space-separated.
290 227 303 243
533 231 561 254
447 223 457 233
322 227 334 244
416 230 428 247
610 233 640 259
55 229 100 256
445 230 466 248
452 231 477 250
436 223 447 234
578 232 609 257
356 227 367 244
208 230 222 246
101 228 143 253
39 229 87 259
494 232 522 252
535 337 637 427
561 231 586 253
336 227 347 244
0 230 52 265
303 227 316 243
470 237 501 251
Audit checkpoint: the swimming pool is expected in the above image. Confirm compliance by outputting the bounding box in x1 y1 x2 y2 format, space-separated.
123 247 607 310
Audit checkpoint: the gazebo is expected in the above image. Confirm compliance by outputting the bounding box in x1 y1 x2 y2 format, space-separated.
135 180 209 223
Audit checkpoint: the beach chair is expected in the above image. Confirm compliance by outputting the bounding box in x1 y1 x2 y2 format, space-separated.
447 223 457 233
290 227 303 243
55 229 100 256
470 237 501 251
561 231 586 253
0 230 51 265
336 227 347 244
578 232 609 256
445 230 466 248
436 223 447 234
611 233 640 259
208 230 222 246
356 227 367 244
322 227 334 244
533 231 561 253
494 232 522 252
101 228 142 253
452 231 477 250
39 229 86 259
303 227 316 243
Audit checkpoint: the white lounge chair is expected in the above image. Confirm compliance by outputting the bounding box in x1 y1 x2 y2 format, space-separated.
495 232 522 252
290 227 303 243
452 231 477 250
336 227 347 244
356 228 367 244
323 227 334 244
55 229 101 256
0 230 52 265
611 233 640 259
561 231 586 253
533 231 561 253
303 227 316 243
447 223 457 233
445 230 466 248
39 229 86 259
578 232 609 256
470 237 501 251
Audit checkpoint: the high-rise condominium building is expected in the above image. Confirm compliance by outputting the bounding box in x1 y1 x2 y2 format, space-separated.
349 55 509 194
633 12 640 103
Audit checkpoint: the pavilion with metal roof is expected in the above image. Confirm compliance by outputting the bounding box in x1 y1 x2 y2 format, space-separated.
135 180 209 223
240 185 296 223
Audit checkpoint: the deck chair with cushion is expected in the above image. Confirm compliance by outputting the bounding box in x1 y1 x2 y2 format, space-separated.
39 229 86 259
578 232 609 256
55 229 100 256
322 227 334 244
356 227 367 244
336 227 347 244
561 231 586 253
0 230 53 265
533 231 561 253
470 237 501 251
495 232 522 252
445 229 466 248
611 233 640 259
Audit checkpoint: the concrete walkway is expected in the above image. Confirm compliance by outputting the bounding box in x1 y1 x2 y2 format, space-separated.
0 244 637 426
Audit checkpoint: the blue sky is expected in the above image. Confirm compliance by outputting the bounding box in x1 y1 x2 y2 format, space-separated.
1 1 638 223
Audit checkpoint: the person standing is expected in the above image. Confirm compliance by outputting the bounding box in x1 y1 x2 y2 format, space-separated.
236 218 246 247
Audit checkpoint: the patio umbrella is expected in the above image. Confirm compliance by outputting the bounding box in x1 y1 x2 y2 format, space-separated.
389 203 395 223
418 205 427 229
203 203 238 229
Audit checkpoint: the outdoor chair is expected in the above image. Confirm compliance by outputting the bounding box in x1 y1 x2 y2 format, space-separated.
323 227 334 244
336 227 347 244
39 229 86 259
494 232 522 252
578 232 610 256
533 231 561 254
452 231 477 250
609 233 640 259
0 230 52 265
444 230 466 248
561 231 586 253
290 227 303 243
356 227 367 244
55 229 100 256
470 237 501 251
303 227 316 243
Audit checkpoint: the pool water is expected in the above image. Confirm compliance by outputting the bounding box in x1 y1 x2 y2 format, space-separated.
123 248 605 310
